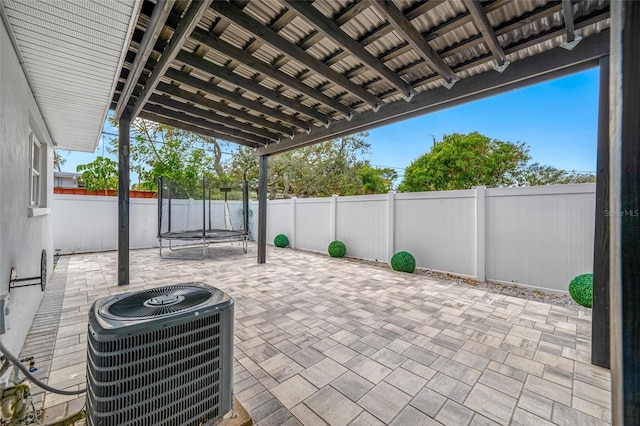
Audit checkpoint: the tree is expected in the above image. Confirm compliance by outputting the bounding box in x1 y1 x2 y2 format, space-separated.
359 165 397 194
109 119 228 198
54 149 68 171
399 132 531 192
564 170 597 184
518 163 596 186
229 133 391 198
76 156 118 193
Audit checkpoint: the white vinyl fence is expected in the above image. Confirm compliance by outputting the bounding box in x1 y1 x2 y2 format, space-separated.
54 183 595 292
53 195 258 254
266 184 596 293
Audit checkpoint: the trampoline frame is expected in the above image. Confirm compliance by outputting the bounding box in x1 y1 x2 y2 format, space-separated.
157 177 250 259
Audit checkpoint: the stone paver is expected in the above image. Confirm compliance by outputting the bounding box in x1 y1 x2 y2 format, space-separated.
383 367 427 396
300 358 347 388
463 383 517 424
271 375 317 409
329 371 374 402
27 245 611 425
305 386 362 426
357 382 411 423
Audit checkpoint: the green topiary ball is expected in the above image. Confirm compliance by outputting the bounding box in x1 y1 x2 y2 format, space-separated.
569 273 593 308
391 251 416 273
328 240 346 258
274 234 289 248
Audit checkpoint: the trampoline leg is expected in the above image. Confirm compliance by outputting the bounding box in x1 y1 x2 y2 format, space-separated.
159 239 169 259
243 237 248 254
158 238 207 260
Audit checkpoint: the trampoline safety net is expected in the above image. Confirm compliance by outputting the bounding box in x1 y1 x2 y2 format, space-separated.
157 177 250 257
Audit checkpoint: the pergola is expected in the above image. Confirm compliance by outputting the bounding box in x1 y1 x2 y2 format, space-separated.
110 0 610 270
90 0 634 422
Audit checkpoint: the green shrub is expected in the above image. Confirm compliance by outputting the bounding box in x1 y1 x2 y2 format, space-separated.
391 251 416 273
274 234 289 248
328 240 347 258
569 273 593 308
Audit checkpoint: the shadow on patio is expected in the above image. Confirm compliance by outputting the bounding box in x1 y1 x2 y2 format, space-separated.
29 243 610 425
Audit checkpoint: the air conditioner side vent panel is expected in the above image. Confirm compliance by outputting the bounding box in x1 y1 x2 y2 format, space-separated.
86 283 234 426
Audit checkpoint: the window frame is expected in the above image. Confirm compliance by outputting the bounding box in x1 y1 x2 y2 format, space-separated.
30 130 42 207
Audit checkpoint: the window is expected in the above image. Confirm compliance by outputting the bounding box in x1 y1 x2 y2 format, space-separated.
30 130 42 207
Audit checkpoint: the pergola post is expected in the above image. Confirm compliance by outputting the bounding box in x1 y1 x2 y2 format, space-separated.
609 2 640 423
257 154 268 264
591 55 609 368
118 115 131 286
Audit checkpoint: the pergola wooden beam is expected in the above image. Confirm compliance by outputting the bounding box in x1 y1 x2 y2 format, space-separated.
209 0 380 107
609 3 640 423
592 55 610 369
156 82 293 135
438 2 564 60
560 0 583 50
114 0 175 120
340 7 607 107
383 7 610 100
334 1 373 26
370 0 456 84
190 28 352 118
356 0 450 50
263 2 371 85
463 0 509 69
283 0 415 98
257 29 608 156
138 111 260 148
208 0 250 35
141 103 268 147
165 67 308 131
175 51 329 125
562 0 577 43
148 93 280 141
129 0 212 119
241 9 297 55
271 1 370 70
117 117 131 285
371 0 510 66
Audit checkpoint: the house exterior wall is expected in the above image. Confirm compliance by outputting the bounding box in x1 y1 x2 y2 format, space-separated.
0 19 54 353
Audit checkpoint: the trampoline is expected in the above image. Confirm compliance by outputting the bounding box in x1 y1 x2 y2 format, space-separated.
157 176 250 259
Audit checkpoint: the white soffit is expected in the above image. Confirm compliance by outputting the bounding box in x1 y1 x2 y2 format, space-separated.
3 0 138 152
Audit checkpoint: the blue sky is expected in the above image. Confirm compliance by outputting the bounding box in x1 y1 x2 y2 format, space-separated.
366 67 600 180
59 67 600 182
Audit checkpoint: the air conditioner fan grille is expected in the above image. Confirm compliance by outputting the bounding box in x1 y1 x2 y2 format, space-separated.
105 286 213 319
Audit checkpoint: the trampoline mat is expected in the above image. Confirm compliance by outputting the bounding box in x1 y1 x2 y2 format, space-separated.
160 229 247 240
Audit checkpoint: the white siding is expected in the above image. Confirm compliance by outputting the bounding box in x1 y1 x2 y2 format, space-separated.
1 18 55 353
3 0 138 151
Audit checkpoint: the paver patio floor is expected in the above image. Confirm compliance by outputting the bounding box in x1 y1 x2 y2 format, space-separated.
26 243 611 425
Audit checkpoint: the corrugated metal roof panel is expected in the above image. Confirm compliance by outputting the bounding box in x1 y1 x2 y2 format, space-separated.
3 0 138 152
109 0 610 148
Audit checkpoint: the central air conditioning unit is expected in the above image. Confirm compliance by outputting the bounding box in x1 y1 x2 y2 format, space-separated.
86 283 234 426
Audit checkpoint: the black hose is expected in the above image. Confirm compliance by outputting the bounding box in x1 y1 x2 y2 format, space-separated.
0 340 86 396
